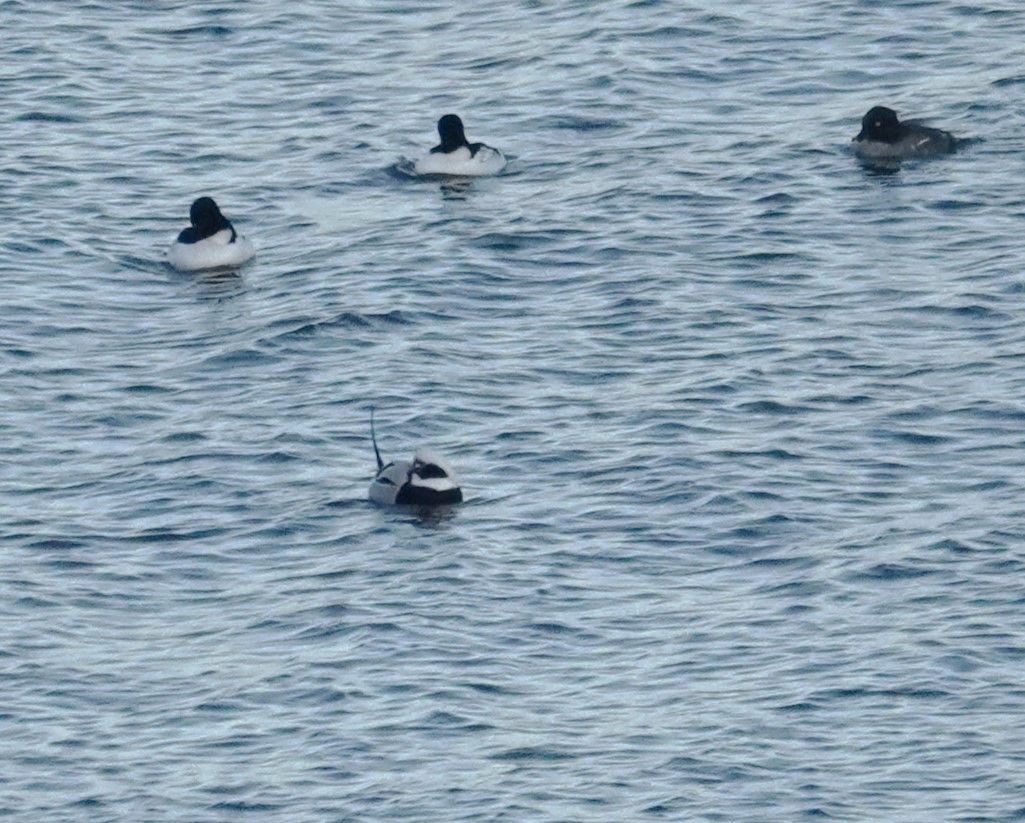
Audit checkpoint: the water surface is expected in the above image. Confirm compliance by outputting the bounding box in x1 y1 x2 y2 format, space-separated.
3 1 1025 820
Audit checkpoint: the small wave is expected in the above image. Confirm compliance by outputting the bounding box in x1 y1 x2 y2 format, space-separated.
15 111 82 123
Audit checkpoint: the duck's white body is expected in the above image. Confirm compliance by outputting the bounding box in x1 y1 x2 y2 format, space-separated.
168 229 255 272
413 144 507 177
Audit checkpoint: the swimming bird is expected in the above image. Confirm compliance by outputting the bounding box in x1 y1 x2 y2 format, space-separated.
368 411 463 506
167 196 255 271
852 106 957 159
413 114 507 176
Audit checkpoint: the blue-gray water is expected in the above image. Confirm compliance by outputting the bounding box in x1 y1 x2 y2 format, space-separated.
4 1 1025 820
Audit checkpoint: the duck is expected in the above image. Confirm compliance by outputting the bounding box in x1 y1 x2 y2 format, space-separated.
167 197 255 271
852 106 957 159
368 411 463 506
413 114 507 177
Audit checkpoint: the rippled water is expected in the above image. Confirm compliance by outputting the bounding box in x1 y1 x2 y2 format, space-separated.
4 1 1025 820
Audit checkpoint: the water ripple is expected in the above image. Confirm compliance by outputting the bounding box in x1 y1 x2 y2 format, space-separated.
3 0 1025 820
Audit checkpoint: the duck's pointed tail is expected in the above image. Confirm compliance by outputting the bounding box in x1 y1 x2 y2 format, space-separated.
371 407 383 471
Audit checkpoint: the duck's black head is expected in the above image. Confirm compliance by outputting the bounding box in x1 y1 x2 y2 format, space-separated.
436 114 469 152
856 106 902 144
189 197 227 236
